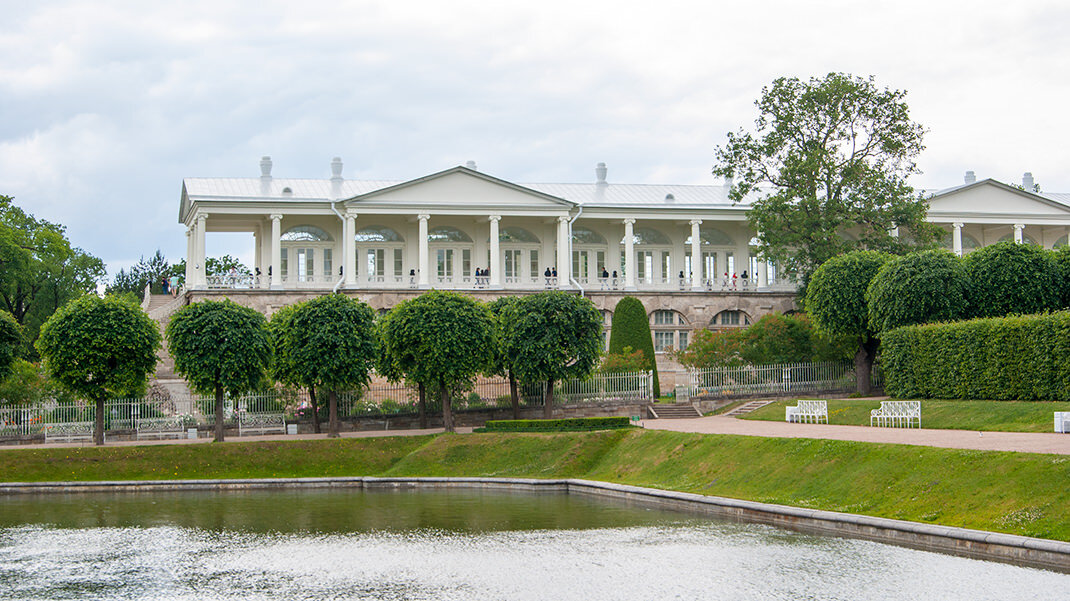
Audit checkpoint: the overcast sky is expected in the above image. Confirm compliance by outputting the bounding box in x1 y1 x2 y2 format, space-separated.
2 0 1068 275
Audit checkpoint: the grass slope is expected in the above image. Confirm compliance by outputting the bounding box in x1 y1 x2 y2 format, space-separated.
1 430 1066 541
743 398 1070 432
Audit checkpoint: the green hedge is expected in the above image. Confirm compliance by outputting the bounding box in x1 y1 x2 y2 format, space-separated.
476 416 632 433
882 312 1070 400
608 297 659 395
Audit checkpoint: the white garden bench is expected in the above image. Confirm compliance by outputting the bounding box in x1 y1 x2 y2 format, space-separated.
871 400 921 428
44 421 97 443
136 416 188 440
785 399 828 424
1055 412 1070 433
238 412 287 436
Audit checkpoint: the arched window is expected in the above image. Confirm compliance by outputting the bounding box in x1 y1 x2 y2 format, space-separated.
428 226 473 243
626 227 671 245
650 310 690 352
1054 234 1069 248
499 227 540 243
282 225 332 242
711 310 750 328
685 228 734 246
998 232 1039 246
355 226 404 243
573 226 607 245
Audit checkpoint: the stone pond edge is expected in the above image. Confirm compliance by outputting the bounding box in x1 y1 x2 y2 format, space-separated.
1 476 1066 573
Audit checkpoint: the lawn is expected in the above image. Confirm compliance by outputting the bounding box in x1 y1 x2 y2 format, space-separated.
1 429 1068 542
742 398 1070 432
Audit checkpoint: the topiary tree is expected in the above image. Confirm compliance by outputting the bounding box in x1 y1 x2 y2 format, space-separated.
35 295 161 445
487 296 525 419
374 308 429 428
961 241 1061 319
806 250 891 394
866 249 967 333
0 310 22 382
378 290 494 432
269 303 322 433
286 294 378 437
166 299 272 442
608 297 658 395
508 291 603 418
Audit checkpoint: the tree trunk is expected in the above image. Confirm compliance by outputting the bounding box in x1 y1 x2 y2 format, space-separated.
854 338 880 395
309 386 321 434
509 374 520 420
214 383 225 442
418 383 428 429
543 378 554 419
93 395 105 446
441 380 454 432
328 390 340 438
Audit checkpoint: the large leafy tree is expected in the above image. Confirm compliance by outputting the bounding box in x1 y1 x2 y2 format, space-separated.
509 292 603 418
379 291 494 432
166 299 272 442
487 296 524 419
374 308 428 428
608 297 658 395
961 241 1061 319
269 303 323 433
806 250 890 394
713 73 942 283
35 296 161 445
286 294 378 437
0 310 22 382
866 249 967 333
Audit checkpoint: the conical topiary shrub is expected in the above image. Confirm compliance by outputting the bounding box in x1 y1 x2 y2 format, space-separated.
608 296 659 396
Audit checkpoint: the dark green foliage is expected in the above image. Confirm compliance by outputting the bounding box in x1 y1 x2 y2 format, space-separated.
286 295 378 437
166 299 272 441
378 290 495 432
713 73 941 282
1053 246 1070 308
866 249 966 333
476 416 631 432
675 313 854 369
487 296 525 418
0 310 22 381
107 250 172 299
35 295 161 445
961 241 1061 319
882 312 1070 401
599 347 648 373
608 297 658 394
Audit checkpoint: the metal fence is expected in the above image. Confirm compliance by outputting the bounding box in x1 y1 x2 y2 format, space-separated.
683 362 860 399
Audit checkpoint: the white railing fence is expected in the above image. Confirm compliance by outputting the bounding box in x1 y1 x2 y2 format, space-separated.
684 361 875 399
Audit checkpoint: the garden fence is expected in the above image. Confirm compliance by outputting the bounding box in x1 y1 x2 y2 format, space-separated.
683 361 875 399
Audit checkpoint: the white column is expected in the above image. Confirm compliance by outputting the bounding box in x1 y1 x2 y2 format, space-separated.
758 260 769 288
690 219 703 290
556 216 570 289
489 215 502 289
270 214 282 289
952 222 964 256
1014 223 1024 244
195 213 207 289
623 218 636 290
344 213 357 287
418 214 430 288
185 227 193 289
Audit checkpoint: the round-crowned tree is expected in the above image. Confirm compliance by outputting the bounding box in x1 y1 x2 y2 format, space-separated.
487 296 525 419
866 249 967 332
961 241 1061 319
0 310 22 382
379 290 494 432
286 294 378 438
806 250 890 394
166 299 271 442
35 295 161 445
608 297 658 395
269 303 323 433
508 291 603 418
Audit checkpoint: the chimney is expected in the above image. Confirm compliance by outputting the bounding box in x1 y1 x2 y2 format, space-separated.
1023 172 1035 191
465 160 478 171
259 156 273 194
330 157 343 199
964 170 976 184
723 176 733 194
595 162 608 185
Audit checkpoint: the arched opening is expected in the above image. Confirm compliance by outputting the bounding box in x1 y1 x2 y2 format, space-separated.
428 226 474 284
650 309 690 352
573 226 609 286
281 225 334 285
500 227 541 284
685 228 736 287
711 309 751 328
356 226 405 284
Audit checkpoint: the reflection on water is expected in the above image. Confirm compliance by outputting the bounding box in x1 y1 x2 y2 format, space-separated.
0 489 1066 600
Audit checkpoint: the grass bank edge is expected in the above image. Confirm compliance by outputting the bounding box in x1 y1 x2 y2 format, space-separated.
0 429 1066 542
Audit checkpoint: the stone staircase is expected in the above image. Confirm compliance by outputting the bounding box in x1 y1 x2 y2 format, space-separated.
144 293 188 381
647 403 703 419
722 399 776 417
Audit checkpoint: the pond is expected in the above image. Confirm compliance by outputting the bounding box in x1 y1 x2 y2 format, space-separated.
0 488 1066 600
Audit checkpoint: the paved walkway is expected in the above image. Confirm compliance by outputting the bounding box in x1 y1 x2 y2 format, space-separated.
643 415 1070 455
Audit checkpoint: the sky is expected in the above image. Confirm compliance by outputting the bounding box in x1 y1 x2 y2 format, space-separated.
2 0 1069 276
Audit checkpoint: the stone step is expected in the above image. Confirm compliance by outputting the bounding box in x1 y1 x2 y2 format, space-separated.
723 399 775 417
648 404 702 419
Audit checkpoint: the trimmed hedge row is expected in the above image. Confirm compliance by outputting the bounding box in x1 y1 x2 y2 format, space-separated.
475 416 632 433
882 312 1070 401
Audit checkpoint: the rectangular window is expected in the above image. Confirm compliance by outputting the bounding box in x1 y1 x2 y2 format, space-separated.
394 249 403 277
530 250 539 280
323 249 333 278
653 310 675 325
662 251 671 280
506 249 521 278
462 249 471 279
596 251 605 276
678 331 689 350
572 250 588 279
721 311 740 326
703 252 716 279
684 251 692 279
654 331 674 352
726 252 735 276
280 248 288 278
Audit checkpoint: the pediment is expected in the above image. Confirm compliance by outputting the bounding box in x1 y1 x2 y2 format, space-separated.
928 179 1070 217
345 166 574 211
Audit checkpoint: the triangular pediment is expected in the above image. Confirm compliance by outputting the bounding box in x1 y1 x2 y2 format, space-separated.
345 166 575 211
928 179 1070 217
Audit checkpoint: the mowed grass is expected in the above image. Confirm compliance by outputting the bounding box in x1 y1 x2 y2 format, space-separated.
1 429 1068 541
742 398 1070 432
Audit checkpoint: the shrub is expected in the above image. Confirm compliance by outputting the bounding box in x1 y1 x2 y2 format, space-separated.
1053 245 1070 308
882 311 1070 401
475 416 631 432
599 347 648 373
866 249 967 333
961 241 1061 319
608 297 658 394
